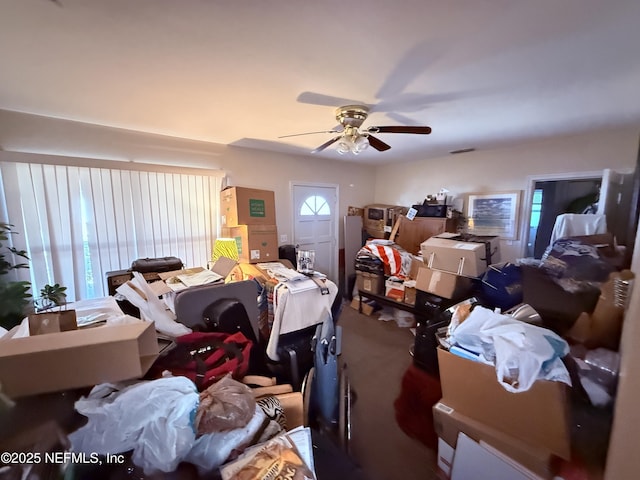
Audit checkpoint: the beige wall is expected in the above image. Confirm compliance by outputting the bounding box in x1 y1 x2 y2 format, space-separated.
373 128 639 262
0 110 376 249
214 146 375 247
1 109 637 257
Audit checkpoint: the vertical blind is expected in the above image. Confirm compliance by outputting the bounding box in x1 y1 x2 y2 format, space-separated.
0 160 222 301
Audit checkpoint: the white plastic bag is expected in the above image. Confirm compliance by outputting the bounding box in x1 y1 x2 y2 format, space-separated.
449 306 571 393
186 406 272 474
116 271 192 337
69 376 199 474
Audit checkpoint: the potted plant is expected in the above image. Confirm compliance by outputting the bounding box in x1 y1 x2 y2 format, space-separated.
0 223 32 330
28 282 77 335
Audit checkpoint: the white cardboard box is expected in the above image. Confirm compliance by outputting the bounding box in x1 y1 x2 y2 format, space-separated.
420 236 499 278
437 437 455 478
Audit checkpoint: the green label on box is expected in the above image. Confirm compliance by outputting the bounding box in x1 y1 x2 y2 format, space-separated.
249 199 266 217
233 236 243 254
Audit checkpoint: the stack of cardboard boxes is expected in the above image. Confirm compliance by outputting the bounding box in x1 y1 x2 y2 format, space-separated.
411 234 500 320
220 186 279 264
412 235 572 479
433 346 571 479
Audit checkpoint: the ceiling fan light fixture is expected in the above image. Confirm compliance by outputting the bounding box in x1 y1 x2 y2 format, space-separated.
337 137 353 155
283 103 431 154
353 134 370 154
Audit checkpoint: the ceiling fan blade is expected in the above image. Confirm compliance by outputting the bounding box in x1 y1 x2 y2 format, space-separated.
367 135 392 152
311 136 341 154
368 125 432 135
278 128 341 139
297 91 368 108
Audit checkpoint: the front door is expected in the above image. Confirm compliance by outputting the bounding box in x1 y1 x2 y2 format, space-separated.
292 183 338 283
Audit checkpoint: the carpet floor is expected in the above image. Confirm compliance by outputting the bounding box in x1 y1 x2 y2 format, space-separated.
338 300 440 480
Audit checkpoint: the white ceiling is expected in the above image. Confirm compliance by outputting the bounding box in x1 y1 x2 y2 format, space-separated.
1 0 639 165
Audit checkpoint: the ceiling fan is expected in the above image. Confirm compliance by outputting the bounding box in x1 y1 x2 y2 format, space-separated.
279 105 432 155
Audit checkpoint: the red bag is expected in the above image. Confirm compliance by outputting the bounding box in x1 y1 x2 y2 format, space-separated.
149 331 252 390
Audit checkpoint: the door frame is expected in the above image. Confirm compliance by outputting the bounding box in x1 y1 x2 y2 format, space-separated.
520 170 604 258
290 181 339 283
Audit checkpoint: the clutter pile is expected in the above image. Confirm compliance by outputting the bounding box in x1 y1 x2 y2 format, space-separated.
392 229 630 479
0 264 330 479
68 374 309 476
351 201 631 479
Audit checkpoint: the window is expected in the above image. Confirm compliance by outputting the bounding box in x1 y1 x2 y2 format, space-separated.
530 188 544 228
300 195 330 216
0 160 222 301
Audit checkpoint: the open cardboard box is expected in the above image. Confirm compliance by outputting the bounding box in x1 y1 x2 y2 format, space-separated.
0 321 158 398
415 266 474 300
433 401 556 478
437 347 571 460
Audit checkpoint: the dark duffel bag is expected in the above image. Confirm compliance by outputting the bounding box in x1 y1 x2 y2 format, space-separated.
202 297 269 376
130 256 183 273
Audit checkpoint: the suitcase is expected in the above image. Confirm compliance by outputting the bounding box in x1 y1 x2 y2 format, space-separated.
130 256 183 273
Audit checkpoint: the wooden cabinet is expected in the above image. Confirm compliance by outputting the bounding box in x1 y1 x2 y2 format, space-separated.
393 216 457 254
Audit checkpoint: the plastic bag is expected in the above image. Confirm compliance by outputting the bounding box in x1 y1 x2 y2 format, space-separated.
185 406 280 474
68 376 199 474
116 271 192 337
449 305 571 393
195 374 256 435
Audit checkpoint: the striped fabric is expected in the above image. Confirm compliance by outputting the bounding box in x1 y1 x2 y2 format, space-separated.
212 238 239 261
362 243 405 277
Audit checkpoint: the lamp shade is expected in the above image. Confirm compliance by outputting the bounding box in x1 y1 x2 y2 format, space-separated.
353 135 370 154
337 137 352 155
212 237 239 261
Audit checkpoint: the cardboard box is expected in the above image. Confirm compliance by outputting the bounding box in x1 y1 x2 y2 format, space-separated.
408 255 424 280
436 348 571 459
415 267 474 299
451 432 546 480
350 297 375 316
220 186 276 227
28 310 77 335
421 236 497 278
433 402 556 478
437 437 455 478
403 280 417 306
347 206 364 217
438 233 501 265
0 321 159 398
356 271 384 295
385 278 405 302
222 224 279 264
